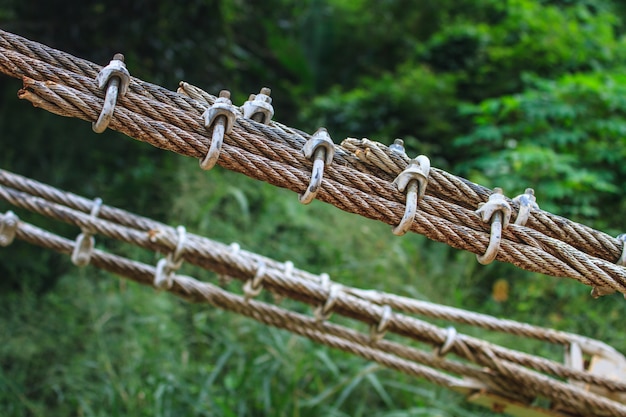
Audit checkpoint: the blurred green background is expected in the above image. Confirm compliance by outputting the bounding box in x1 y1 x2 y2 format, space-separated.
1 0 625 416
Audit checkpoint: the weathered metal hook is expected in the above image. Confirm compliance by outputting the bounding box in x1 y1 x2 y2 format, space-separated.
392 155 430 236
512 188 538 226
200 90 238 170
92 54 130 133
299 127 335 204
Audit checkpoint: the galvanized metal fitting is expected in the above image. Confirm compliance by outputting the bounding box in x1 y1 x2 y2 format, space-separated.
71 197 102 267
0 210 18 247
369 305 392 343
199 90 239 170
389 139 407 157
93 53 131 133
242 87 274 124
299 127 335 204
314 273 340 322
475 188 511 265
392 155 430 236
512 188 539 226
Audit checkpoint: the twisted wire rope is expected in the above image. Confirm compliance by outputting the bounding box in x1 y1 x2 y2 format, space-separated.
0 171 624 394
4 212 626 417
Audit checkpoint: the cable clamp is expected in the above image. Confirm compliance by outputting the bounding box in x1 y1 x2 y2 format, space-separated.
242 87 274 124
299 127 335 204
200 90 239 170
392 155 430 236
154 225 187 289
92 53 130 133
369 305 392 343
243 261 267 300
71 197 102 267
0 210 19 247
475 188 511 265
512 188 538 226
437 326 458 357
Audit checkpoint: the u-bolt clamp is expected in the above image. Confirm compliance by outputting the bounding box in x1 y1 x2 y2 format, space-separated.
242 87 274 124
200 90 238 170
392 155 430 236
512 188 538 226
92 53 131 133
475 188 511 265
299 127 335 204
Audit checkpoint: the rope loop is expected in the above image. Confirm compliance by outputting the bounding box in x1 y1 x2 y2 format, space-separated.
242 87 274 124
475 188 511 265
154 225 187 289
369 304 392 343
219 242 240 286
512 188 539 226
299 127 335 204
314 273 340 322
437 326 458 357
200 89 238 170
0 210 19 247
92 53 130 133
71 197 102 267
392 155 431 236
243 261 267 300
273 260 294 304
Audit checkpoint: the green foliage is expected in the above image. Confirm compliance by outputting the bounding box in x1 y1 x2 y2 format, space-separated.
2 0 626 415
455 71 626 227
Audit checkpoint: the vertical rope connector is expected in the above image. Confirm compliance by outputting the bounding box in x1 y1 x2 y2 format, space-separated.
299 127 335 204
369 305 392 343
314 273 339 322
243 261 267 301
0 210 19 247
154 225 187 289
512 188 539 226
92 53 131 133
242 87 274 124
475 188 511 265
437 326 458 357
200 90 239 170
218 242 241 286
392 155 430 236
71 197 102 267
